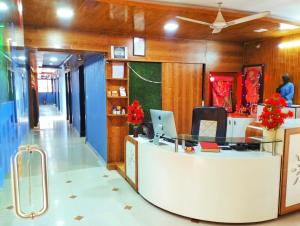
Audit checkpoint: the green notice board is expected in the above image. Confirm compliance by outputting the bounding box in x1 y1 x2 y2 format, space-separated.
129 62 162 122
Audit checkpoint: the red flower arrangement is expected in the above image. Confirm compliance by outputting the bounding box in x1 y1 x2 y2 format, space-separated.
259 93 293 130
128 100 144 126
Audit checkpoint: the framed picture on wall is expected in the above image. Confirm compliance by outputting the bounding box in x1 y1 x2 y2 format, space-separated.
133 37 145 56
111 46 128 59
242 64 264 114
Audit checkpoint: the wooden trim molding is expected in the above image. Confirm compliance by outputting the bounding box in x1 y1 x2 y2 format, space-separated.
280 127 300 215
124 136 139 191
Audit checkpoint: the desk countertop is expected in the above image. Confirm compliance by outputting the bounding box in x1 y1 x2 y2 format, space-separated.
135 136 273 159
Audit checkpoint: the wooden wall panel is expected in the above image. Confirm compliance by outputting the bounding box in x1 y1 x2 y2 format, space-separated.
244 33 300 104
205 41 244 104
24 27 206 63
24 27 244 103
162 63 202 134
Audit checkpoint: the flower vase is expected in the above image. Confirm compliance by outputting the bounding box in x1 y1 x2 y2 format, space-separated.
133 125 139 138
263 129 277 153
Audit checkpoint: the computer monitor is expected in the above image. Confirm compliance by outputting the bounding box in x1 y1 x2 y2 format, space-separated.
150 109 177 145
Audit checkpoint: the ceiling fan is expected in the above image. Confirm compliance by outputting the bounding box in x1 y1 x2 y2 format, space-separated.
176 2 270 34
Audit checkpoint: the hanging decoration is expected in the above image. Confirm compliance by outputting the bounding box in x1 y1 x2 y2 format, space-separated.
242 64 264 115
127 63 161 84
210 75 233 112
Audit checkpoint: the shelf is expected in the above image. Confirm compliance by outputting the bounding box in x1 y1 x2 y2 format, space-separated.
106 60 129 167
107 114 128 117
106 78 128 81
107 96 128 99
107 58 129 62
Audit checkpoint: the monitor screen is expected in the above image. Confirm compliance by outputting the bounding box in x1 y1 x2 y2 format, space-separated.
150 109 177 140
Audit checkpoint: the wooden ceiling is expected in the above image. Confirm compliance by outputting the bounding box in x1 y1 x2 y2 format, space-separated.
22 0 300 42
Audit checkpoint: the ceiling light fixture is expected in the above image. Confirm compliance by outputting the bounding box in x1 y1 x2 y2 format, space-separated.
254 28 268 33
56 7 74 19
279 23 299 30
50 57 58 62
0 2 8 11
164 22 178 32
278 40 300 49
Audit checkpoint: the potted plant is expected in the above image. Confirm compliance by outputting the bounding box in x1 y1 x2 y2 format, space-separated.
259 93 293 151
128 100 144 137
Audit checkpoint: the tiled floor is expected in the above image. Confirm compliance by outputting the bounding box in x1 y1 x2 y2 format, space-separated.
1 105 300 226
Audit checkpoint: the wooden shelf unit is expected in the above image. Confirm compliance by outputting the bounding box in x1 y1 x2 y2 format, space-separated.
107 96 128 99
106 60 129 169
107 114 128 117
106 78 128 81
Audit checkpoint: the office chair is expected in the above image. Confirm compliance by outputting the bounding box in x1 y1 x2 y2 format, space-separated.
191 107 227 138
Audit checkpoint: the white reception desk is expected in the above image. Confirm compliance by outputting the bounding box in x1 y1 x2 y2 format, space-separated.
132 138 281 223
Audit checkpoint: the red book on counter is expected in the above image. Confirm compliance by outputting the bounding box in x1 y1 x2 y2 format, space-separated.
200 142 220 152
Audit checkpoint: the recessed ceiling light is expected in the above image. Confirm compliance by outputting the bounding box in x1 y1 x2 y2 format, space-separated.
18 56 26 61
56 7 74 19
50 57 58 62
254 28 268 33
0 2 8 11
279 23 299 30
164 22 179 32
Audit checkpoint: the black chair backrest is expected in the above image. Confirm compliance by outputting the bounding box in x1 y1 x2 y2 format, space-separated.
191 107 227 137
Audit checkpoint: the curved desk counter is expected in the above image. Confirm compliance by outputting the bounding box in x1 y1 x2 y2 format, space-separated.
134 138 281 223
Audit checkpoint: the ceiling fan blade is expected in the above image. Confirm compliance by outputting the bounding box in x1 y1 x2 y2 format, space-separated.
212 28 222 34
227 11 270 26
176 16 211 27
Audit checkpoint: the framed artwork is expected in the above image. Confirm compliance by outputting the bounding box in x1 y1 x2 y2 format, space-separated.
242 64 264 114
111 46 128 59
210 75 234 112
112 62 125 78
133 37 145 56
280 128 300 215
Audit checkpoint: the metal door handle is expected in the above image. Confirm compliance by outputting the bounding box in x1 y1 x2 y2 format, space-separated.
11 145 48 219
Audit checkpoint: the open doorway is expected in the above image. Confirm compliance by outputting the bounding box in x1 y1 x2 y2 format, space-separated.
79 65 86 137
29 50 89 137
66 71 72 123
